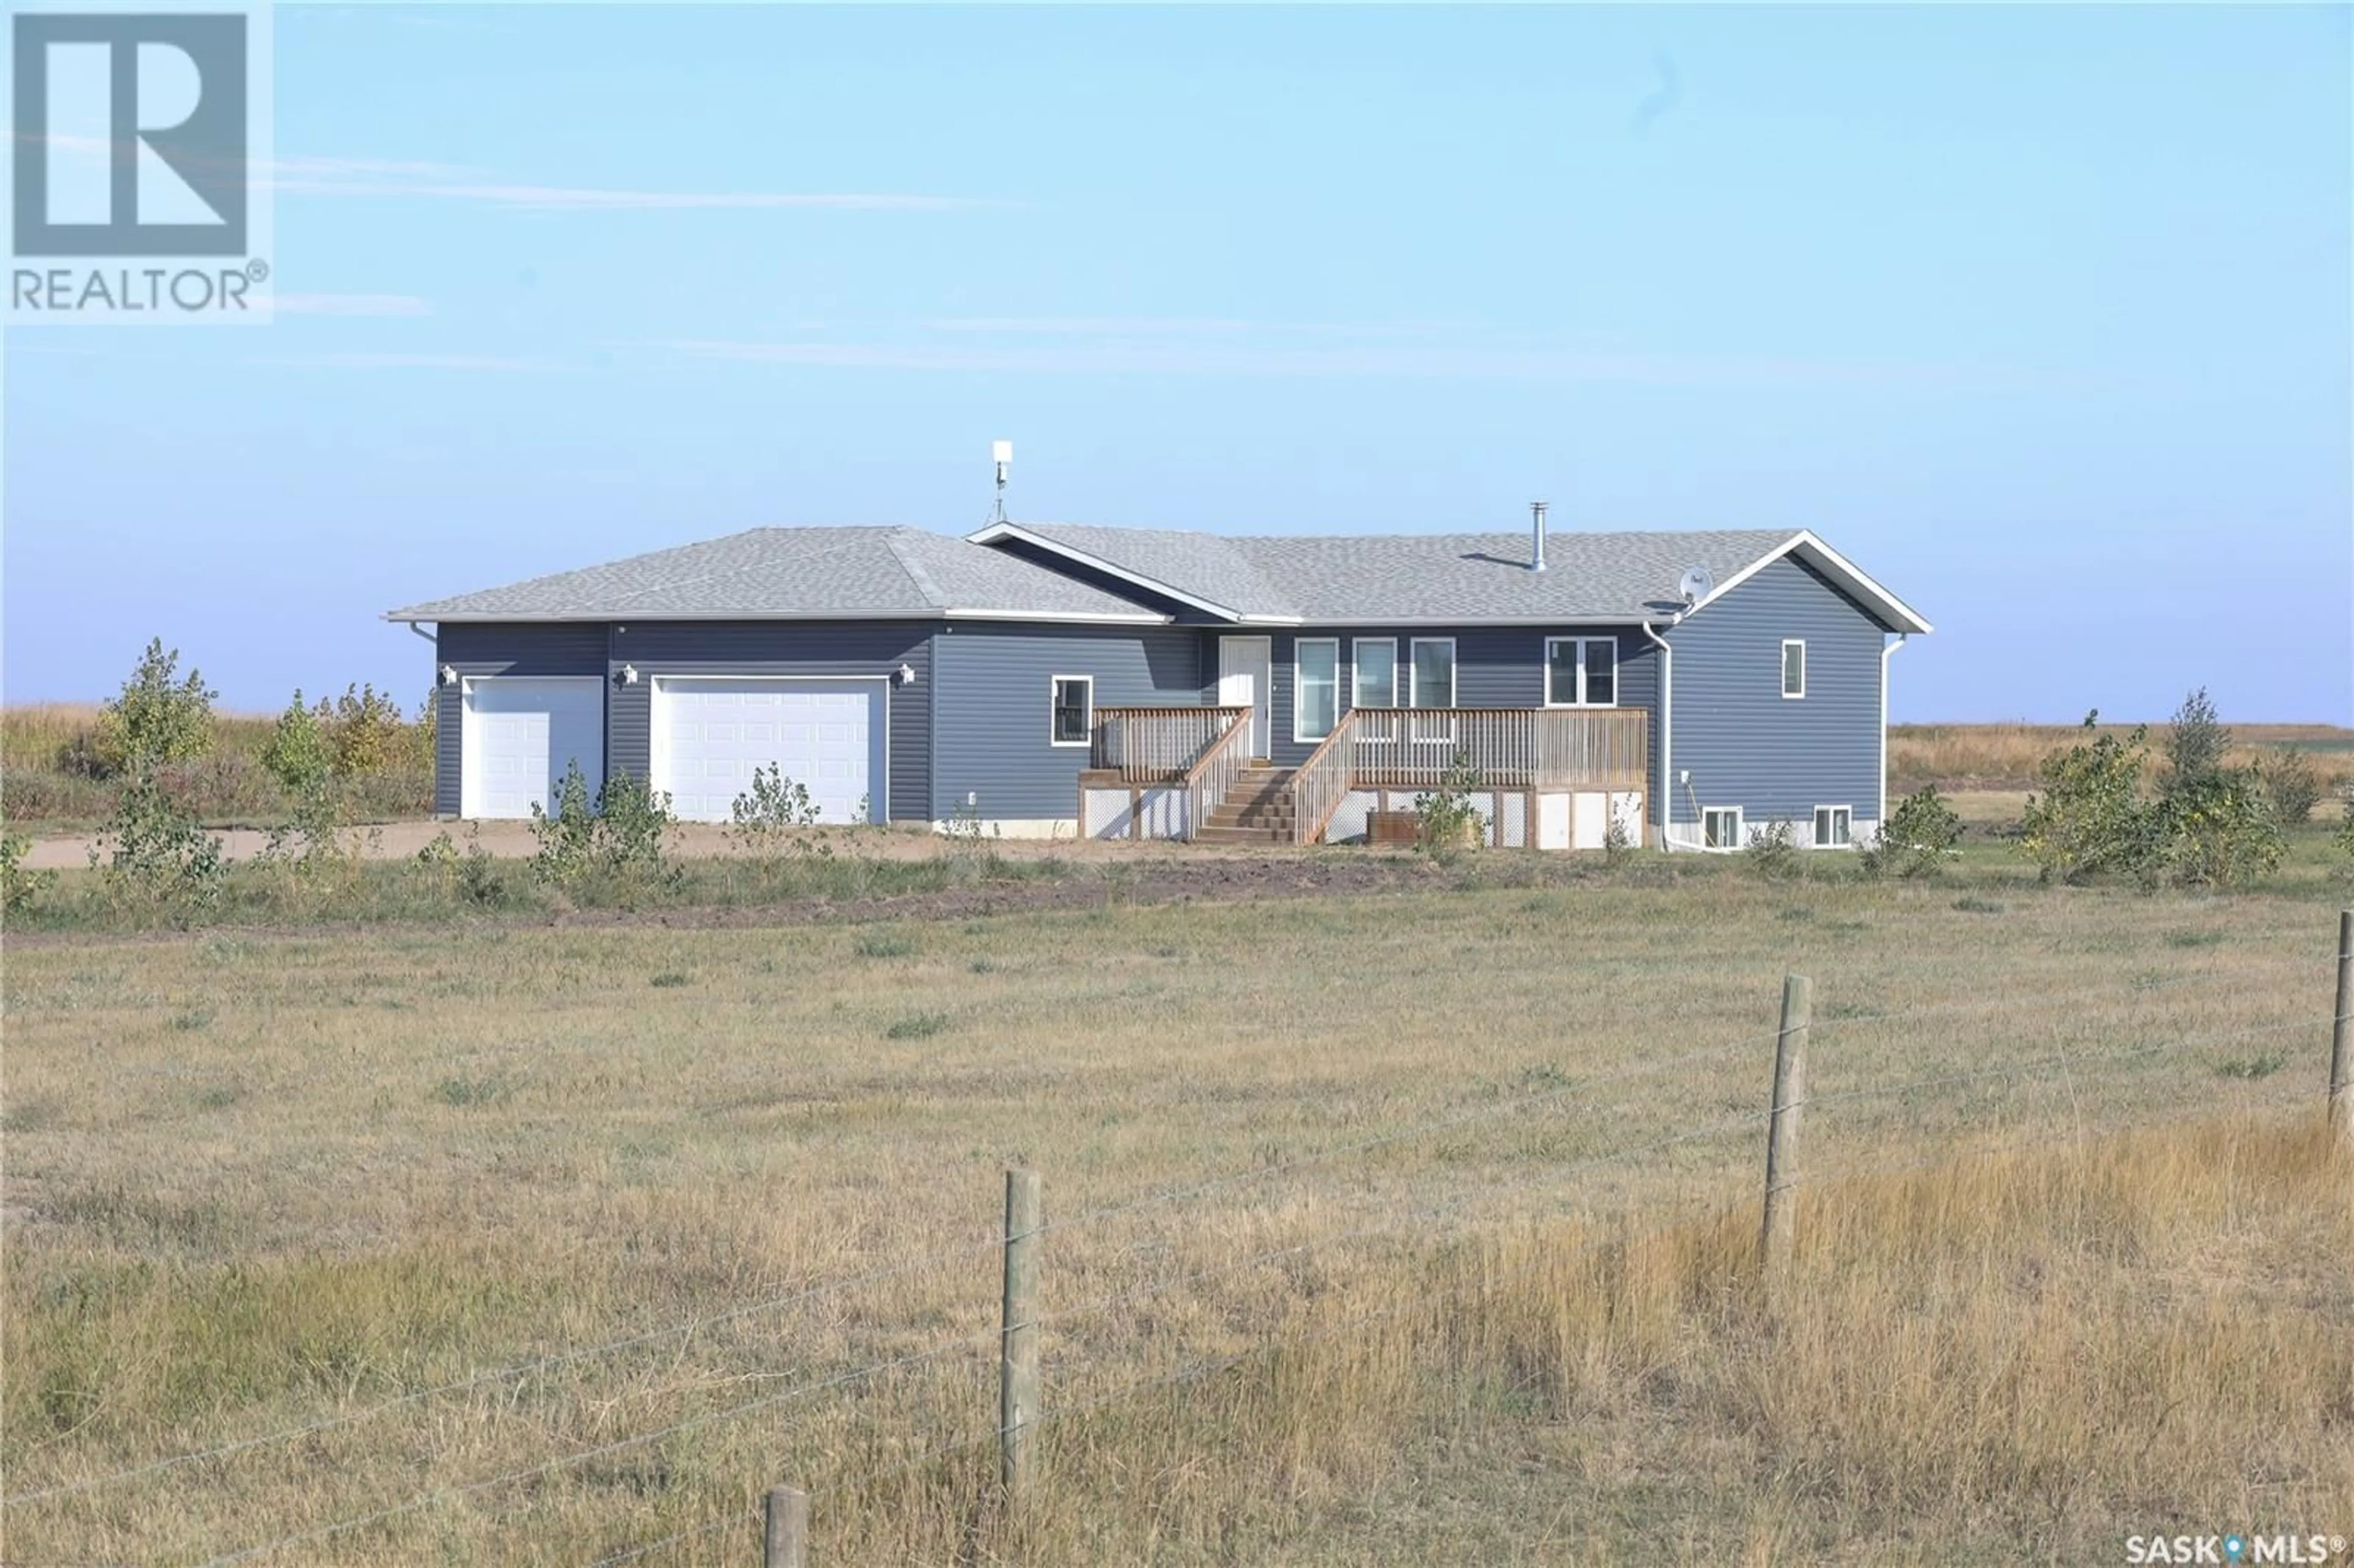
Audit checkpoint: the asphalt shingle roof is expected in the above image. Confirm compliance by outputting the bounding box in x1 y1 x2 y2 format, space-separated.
1000 522 1798 622
385 527 1162 622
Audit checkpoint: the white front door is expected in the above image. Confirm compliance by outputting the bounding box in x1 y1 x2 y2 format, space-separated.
1217 636 1273 758
461 677 606 820
651 677 885 824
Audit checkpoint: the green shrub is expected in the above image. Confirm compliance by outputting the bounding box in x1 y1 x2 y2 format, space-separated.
1412 751 1487 862
2163 687 2229 789
321 683 411 777
1861 785 1964 880
528 763 675 891
93 772 227 915
2150 770 2284 888
96 639 216 773
2019 717 2153 885
1742 818 1800 880
2264 747 2322 826
730 764 821 842
2 830 56 915
261 690 334 797
884 1011 947 1040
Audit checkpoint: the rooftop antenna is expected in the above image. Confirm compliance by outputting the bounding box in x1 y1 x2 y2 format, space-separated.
989 440 1013 525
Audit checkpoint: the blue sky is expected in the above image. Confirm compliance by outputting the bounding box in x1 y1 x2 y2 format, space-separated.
4 3 2348 721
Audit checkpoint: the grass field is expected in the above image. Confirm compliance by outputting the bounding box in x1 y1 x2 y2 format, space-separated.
5 872 2348 1564
1889 721 2354 793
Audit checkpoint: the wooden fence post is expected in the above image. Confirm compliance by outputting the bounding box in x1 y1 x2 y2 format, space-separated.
763 1484 807 1568
2332 911 2352 1153
1760 975 1810 1281
1000 1168 1042 1499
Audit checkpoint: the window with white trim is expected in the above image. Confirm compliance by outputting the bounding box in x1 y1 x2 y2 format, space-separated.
1294 639 1339 742
1409 637 1457 707
1813 805 1852 848
1352 638 1397 709
1545 636 1618 707
1408 637 1457 746
1781 639 1807 699
1702 806 1743 851
1049 676 1092 747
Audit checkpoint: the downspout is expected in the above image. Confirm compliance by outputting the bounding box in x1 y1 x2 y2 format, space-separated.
1640 618 1676 851
1879 633 1907 836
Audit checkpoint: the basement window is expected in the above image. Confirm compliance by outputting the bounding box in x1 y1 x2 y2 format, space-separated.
1702 807 1743 851
1050 676 1092 747
1813 805 1853 848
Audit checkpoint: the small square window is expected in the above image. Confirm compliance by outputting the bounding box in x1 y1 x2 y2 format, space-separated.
1702 807 1743 851
1813 805 1852 848
1050 676 1092 747
1781 640 1807 699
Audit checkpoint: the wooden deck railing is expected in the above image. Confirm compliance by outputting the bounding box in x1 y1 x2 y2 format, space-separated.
1089 706 1249 783
1183 710 1258 840
1290 712 1359 846
1346 707 1648 793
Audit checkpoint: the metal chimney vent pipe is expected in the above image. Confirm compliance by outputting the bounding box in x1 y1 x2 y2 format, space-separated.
1530 501 1549 572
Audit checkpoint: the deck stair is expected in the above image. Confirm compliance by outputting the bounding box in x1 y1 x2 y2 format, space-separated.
1194 765 1297 846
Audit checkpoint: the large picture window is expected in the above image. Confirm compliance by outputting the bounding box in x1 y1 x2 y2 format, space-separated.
1545 637 1618 707
1294 639 1339 742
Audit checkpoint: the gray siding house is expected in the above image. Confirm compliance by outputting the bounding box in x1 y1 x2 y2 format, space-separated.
386 516 1929 850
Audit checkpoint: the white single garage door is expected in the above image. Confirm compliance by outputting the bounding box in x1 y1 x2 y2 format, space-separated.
462 677 606 820
652 677 885 824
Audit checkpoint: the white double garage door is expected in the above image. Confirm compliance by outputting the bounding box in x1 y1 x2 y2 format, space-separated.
462 676 885 823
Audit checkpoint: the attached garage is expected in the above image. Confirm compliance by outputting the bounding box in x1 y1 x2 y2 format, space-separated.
460 676 606 820
650 677 887 824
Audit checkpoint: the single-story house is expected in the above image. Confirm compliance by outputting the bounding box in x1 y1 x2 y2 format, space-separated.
385 512 1930 850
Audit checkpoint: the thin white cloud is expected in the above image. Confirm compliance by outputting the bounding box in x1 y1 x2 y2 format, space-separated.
253 352 569 373
270 292 433 318
628 337 1956 389
920 317 1481 340
267 156 1004 213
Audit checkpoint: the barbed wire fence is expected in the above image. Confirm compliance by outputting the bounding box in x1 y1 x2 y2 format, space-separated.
7 914 2348 1568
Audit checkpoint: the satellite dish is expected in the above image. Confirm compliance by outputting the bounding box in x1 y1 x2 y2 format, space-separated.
1677 566 1715 605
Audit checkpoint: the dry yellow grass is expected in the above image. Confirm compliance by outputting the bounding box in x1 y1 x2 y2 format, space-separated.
1892 721 2354 793
2 878 2348 1564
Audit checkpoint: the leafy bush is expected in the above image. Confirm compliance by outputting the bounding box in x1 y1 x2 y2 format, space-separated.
96 639 216 772
2264 747 2322 826
1742 818 1800 880
2019 718 2154 885
2149 770 2284 889
2021 709 2284 889
1602 801 1634 864
2335 794 2354 872
2163 687 2229 789
321 683 412 777
92 772 227 914
1861 785 1964 880
261 690 334 797
528 763 675 891
2 831 56 915
1412 751 1487 862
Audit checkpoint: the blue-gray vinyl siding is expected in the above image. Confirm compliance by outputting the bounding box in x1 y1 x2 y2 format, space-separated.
932 623 1205 820
430 622 610 816
1223 628 1655 770
606 621 937 824
1663 557 1892 828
